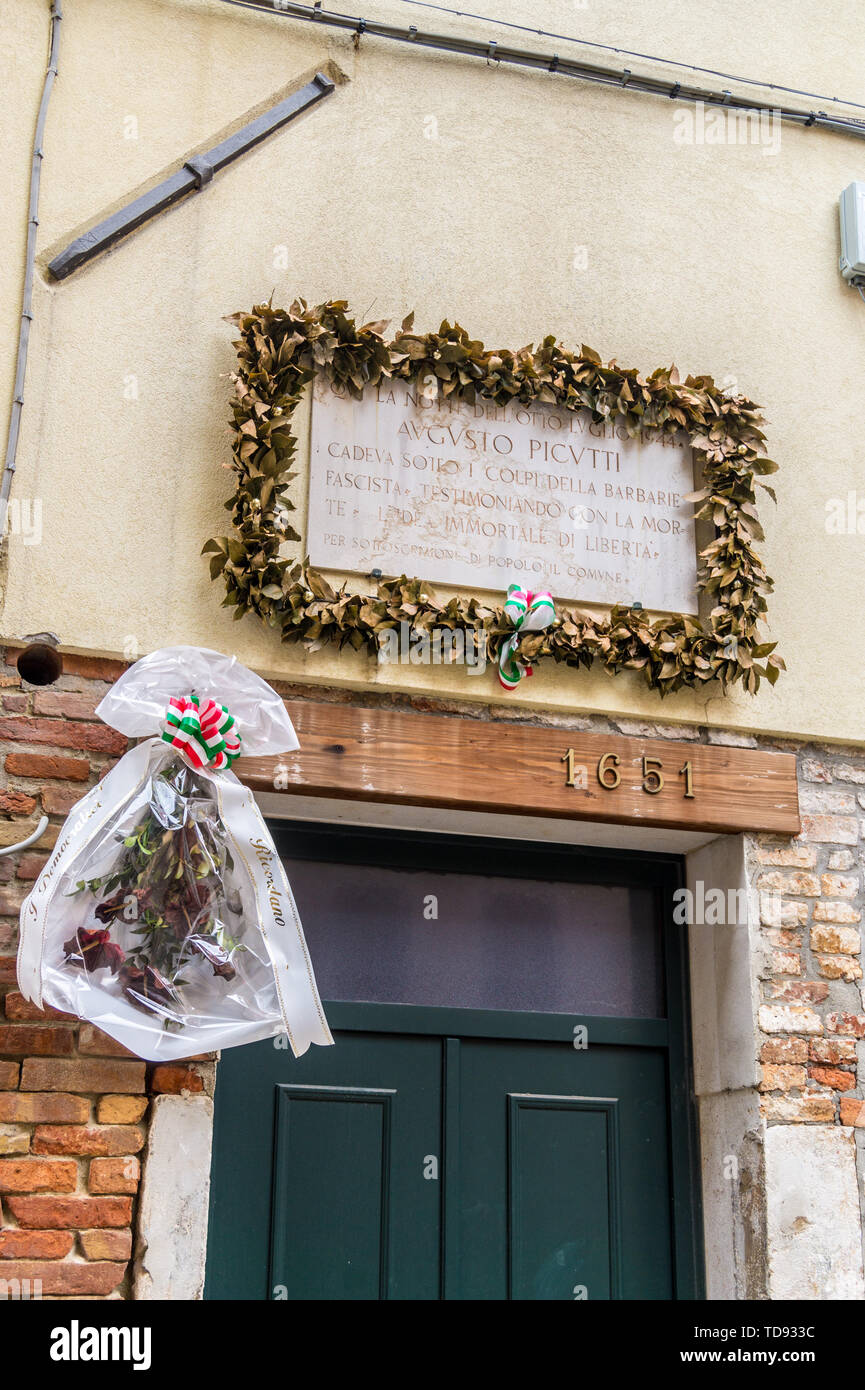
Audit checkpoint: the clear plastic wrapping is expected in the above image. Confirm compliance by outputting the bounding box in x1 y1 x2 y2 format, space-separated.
17 647 332 1061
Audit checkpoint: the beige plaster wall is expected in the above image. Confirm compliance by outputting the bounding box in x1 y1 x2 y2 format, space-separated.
2 0 865 740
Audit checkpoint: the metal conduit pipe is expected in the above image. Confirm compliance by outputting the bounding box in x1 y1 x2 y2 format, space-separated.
215 0 865 141
1 1 63 533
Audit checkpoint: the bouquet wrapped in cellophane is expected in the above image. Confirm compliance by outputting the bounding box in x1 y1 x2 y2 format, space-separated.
17 646 333 1062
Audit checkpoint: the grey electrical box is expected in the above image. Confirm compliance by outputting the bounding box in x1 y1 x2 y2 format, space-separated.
840 181 865 284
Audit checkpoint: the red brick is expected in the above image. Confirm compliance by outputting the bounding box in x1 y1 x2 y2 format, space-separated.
0 1025 75 1055
768 981 829 1004
757 870 821 896
33 1125 145 1157
760 1038 808 1064
810 1038 857 1063
0 1126 29 1155
800 814 859 845
821 873 859 898
150 1064 204 1095
1 694 29 714
827 1013 865 1038
0 1060 19 1088
759 1063 806 1091
15 853 47 881
0 791 36 815
0 1228 74 1259
0 823 57 852
0 1093 89 1123
3 992 76 1022
20 1057 146 1093
840 1099 865 1127
96 1095 147 1124
32 692 99 720
817 954 863 982
60 654 127 681
78 1024 137 1058
0 717 126 755
88 1157 139 1194
757 844 818 868
0 1259 125 1295
766 949 801 976
0 886 27 916
761 1093 836 1123
807 1065 855 1091
5 1194 132 1227
0 1158 77 1192
79 1227 132 1261
812 904 861 928
40 786 85 816
0 956 19 986
5 752 89 781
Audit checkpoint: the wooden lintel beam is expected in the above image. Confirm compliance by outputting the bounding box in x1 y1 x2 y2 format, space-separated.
236 700 801 836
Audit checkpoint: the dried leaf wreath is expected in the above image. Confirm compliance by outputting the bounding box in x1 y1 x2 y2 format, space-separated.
203 299 784 697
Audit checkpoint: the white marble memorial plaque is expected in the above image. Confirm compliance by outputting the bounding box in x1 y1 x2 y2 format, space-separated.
308 376 699 612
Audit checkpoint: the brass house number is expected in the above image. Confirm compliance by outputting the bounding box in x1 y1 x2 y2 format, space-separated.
562 749 696 799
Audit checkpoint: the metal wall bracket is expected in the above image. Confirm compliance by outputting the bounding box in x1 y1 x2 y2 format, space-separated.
183 155 215 189
47 71 336 281
0 815 49 858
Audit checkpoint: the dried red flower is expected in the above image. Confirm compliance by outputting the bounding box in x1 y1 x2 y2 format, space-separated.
189 934 236 981
94 891 129 925
63 927 125 974
118 961 178 1015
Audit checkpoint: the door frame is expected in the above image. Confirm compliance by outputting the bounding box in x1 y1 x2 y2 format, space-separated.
256 820 706 1301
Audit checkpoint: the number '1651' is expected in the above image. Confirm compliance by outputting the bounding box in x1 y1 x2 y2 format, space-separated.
562 749 695 798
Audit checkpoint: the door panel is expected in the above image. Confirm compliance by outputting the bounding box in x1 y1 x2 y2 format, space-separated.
453 1038 672 1300
271 1085 394 1300
507 1094 620 1302
207 1029 442 1301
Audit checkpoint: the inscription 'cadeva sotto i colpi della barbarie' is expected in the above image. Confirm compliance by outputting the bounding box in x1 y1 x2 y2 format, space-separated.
308 376 700 612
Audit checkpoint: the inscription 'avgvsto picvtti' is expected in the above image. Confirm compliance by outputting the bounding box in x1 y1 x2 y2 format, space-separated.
307 377 699 612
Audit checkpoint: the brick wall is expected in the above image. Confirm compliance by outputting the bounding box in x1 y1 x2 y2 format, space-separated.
754 758 865 1131
0 648 207 1299
2 650 865 1296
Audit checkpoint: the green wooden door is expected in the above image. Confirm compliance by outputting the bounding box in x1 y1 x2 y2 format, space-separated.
205 826 702 1301
208 1027 442 1301
206 1006 675 1301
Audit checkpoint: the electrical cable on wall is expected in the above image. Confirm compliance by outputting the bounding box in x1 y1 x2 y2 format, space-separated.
392 0 865 115
215 0 865 140
1 0 63 538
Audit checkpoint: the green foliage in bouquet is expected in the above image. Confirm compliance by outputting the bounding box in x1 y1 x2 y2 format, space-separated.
63 764 240 1024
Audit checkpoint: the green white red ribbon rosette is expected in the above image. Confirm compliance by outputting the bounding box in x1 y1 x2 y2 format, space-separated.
498 584 557 691
161 695 242 771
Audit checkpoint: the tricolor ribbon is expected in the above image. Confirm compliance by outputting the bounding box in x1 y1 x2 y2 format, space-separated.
161 695 242 771
498 584 556 691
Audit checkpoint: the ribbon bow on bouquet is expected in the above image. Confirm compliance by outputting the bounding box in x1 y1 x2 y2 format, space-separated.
498 584 556 691
161 695 242 771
